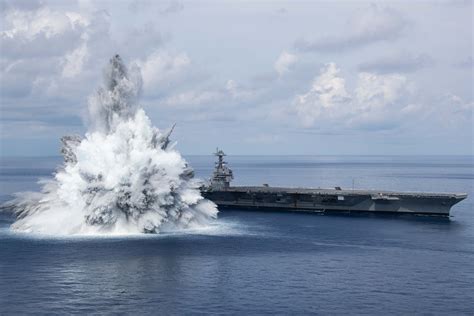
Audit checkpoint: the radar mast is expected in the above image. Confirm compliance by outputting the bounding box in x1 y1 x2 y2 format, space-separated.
210 148 233 190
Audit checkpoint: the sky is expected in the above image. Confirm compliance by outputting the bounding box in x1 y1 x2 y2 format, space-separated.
0 0 473 156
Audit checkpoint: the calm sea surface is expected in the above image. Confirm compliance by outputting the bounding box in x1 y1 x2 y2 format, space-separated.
0 155 473 315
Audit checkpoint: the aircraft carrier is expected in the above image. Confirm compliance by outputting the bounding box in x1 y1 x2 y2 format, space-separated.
201 149 467 216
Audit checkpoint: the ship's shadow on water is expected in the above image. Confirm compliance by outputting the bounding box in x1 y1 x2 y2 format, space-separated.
0 205 459 235
0 209 462 264
219 207 455 223
0 205 457 239
1 201 473 315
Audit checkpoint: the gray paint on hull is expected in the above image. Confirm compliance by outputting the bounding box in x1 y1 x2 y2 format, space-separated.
202 186 467 216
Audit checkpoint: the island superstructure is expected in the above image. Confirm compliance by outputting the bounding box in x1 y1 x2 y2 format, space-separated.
201 149 467 216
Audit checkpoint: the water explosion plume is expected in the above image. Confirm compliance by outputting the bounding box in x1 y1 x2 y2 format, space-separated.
4 55 218 235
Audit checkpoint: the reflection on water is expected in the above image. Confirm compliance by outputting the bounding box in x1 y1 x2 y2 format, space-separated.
0 155 473 314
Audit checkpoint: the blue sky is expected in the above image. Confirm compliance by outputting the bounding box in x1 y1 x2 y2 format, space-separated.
0 0 472 156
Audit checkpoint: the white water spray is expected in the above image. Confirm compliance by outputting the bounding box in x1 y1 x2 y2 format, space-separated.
4 55 218 235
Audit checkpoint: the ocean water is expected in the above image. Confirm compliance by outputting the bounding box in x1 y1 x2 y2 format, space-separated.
0 155 473 315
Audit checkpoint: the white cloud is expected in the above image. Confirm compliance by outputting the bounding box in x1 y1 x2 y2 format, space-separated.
162 89 223 107
0 1 472 155
295 5 408 52
274 51 298 76
358 53 434 74
0 1 115 135
1 8 82 40
294 63 414 129
61 42 89 78
350 5 406 42
135 50 191 90
0 7 89 59
355 72 409 111
160 78 257 110
351 72 414 127
294 63 351 127
226 79 256 100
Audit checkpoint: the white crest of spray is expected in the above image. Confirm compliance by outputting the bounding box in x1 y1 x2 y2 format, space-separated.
4 55 218 235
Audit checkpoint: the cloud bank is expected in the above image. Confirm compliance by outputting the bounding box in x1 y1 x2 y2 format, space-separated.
0 1 472 155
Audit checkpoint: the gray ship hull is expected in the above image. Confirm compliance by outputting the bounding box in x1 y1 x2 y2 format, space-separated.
202 186 467 216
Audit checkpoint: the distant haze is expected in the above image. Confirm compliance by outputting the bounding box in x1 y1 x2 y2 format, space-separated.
0 0 472 156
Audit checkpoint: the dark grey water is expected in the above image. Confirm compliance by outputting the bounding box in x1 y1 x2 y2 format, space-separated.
1 155 473 315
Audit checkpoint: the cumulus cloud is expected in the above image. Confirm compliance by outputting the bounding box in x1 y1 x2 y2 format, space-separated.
162 89 223 107
352 72 414 128
295 5 408 53
225 79 256 100
294 63 415 129
0 0 471 155
294 63 351 127
135 50 191 91
0 1 116 143
61 42 89 78
161 78 256 109
274 51 298 76
358 53 434 74
1 7 87 58
0 0 201 145
0 2 114 98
